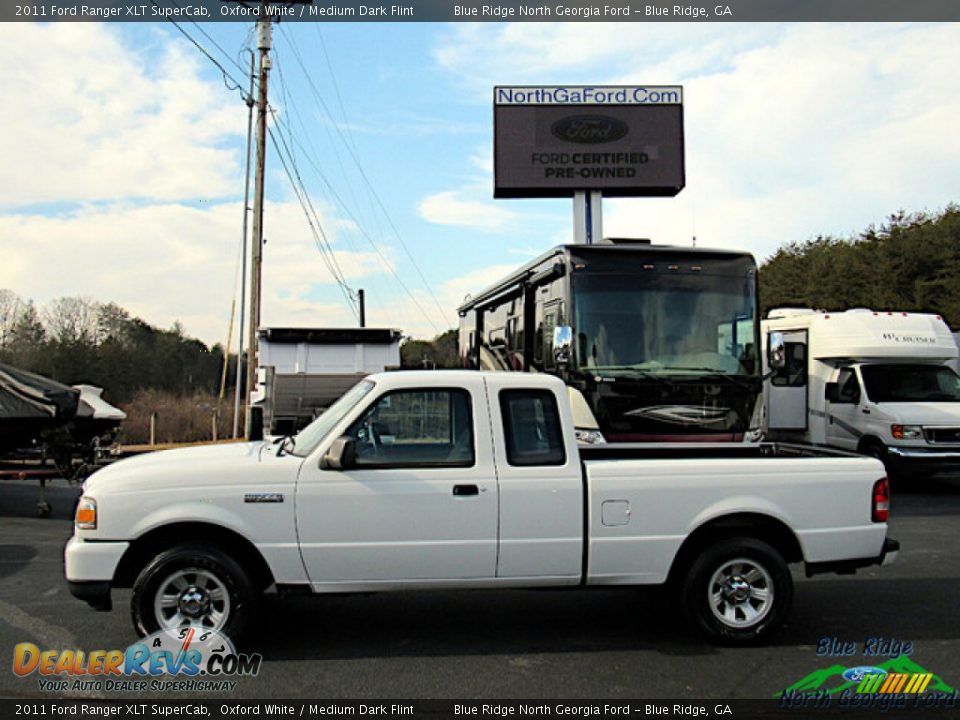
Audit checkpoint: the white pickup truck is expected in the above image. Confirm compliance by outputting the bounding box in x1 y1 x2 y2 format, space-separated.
66 371 898 645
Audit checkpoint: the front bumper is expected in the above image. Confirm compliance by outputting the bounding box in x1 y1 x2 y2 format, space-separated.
64 535 128 612
886 446 960 476
805 537 900 577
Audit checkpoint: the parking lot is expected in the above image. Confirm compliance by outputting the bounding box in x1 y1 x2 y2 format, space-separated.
2 475 959 701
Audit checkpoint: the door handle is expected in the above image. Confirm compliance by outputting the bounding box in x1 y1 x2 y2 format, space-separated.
452 484 479 497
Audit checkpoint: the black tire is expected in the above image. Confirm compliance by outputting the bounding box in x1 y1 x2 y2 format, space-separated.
681 537 793 645
131 544 258 641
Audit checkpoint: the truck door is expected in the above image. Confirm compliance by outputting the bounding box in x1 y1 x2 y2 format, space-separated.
766 330 808 431
490 385 583 582
825 367 864 451
295 383 498 588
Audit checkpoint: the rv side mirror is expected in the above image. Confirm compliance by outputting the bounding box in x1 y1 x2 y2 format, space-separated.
320 436 356 470
768 332 786 370
553 325 574 366
824 382 839 403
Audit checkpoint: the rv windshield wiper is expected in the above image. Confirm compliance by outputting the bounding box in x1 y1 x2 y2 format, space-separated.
660 367 757 391
586 366 676 389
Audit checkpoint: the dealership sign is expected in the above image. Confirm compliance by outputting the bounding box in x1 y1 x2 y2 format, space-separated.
494 85 685 198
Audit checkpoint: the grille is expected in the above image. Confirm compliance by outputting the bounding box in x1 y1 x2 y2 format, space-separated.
923 427 960 444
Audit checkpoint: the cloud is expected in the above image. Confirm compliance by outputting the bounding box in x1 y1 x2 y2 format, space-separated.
433 23 960 261
359 262 521 340
434 23 781 96
418 190 521 233
0 201 387 345
0 24 243 207
0 24 393 345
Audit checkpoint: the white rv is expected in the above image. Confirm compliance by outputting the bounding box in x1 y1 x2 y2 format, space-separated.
762 308 960 479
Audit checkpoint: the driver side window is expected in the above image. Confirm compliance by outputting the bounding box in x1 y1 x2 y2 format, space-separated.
345 388 474 468
836 368 861 404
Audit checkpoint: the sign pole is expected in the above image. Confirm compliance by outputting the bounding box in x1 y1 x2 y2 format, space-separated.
573 191 603 245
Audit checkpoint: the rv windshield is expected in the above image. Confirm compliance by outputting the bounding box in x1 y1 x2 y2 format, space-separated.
573 270 757 377
289 380 375 456
861 364 960 403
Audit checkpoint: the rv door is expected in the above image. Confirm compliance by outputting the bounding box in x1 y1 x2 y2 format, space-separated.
766 330 808 431
824 366 864 452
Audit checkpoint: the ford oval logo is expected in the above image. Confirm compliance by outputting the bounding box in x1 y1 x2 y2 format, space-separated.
842 666 888 683
551 115 629 144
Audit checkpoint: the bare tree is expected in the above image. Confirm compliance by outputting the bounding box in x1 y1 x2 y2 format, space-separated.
43 296 100 344
0 289 25 350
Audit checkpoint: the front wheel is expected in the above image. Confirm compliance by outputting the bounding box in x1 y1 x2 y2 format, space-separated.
681 537 793 645
131 544 258 640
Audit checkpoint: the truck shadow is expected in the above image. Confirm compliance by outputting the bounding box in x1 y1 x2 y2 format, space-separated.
250 577 960 661
0 480 79 520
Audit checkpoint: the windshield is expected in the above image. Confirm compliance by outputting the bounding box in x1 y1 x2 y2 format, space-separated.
572 269 758 377
289 380 375 456
861 364 960 403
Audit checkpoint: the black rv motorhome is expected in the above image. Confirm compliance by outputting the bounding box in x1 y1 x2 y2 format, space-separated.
457 241 762 442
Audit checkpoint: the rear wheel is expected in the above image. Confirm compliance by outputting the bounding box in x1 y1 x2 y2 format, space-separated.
681 537 792 645
131 544 258 641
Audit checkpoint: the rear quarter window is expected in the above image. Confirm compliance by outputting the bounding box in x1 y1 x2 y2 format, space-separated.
499 389 566 466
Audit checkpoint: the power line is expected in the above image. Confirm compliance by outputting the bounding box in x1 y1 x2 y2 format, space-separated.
266 115 358 318
272 51 405 330
268 110 441 334
156 18 445 334
276 26 376 250
149 1 248 99
267 70 353 298
278 27 449 329
189 20 251 79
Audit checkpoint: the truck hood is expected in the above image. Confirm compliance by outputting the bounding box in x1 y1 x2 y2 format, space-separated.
84 441 271 491
873 402 960 425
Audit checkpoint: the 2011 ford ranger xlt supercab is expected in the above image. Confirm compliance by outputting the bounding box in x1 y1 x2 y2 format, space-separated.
65 371 898 644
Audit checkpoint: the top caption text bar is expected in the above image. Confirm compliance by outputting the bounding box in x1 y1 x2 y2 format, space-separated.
7 0 960 22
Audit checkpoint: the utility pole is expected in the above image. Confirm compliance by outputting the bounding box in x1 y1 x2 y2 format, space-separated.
358 289 366 328
233 50 255 439
245 12 271 439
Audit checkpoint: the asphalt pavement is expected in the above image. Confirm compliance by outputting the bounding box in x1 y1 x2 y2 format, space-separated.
1 475 958 701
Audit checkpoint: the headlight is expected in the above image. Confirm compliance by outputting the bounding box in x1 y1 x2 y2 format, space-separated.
75 496 97 529
891 424 923 440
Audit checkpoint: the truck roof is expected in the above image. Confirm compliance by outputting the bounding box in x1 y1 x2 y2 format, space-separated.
763 308 958 361
366 369 568 392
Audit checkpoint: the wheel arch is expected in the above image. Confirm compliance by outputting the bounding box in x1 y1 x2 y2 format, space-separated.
113 522 275 592
666 512 804 587
857 435 886 455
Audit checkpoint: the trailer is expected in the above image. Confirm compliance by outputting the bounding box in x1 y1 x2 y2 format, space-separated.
251 327 402 436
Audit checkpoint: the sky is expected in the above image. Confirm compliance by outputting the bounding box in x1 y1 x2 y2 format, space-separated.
2 21 960 346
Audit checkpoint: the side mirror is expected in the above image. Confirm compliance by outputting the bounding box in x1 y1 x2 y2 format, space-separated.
553 325 573 366
320 436 356 470
768 332 786 370
824 382 839 403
